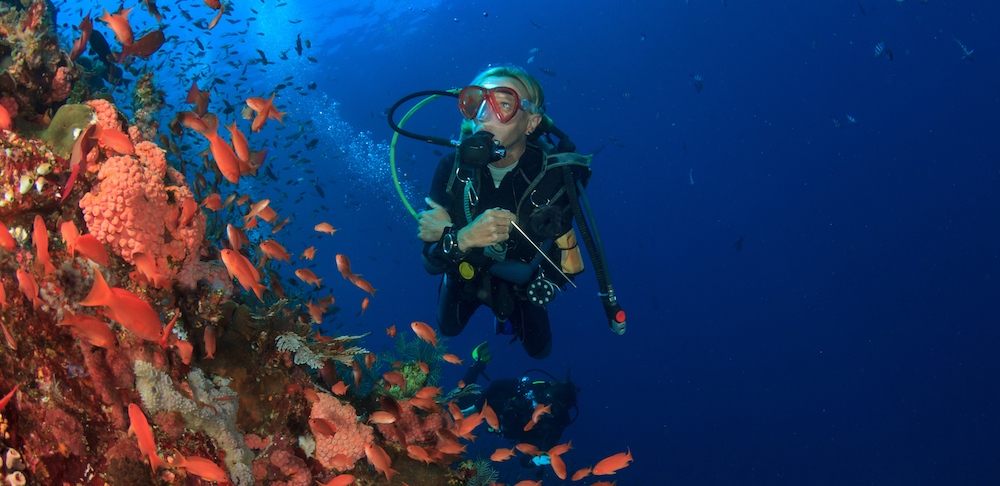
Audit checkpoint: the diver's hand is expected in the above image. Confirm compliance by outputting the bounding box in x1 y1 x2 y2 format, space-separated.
457 208 516 251
417 197 453 242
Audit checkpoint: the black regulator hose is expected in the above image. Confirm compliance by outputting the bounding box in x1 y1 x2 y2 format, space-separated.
562 167 626 334
386 90 461 149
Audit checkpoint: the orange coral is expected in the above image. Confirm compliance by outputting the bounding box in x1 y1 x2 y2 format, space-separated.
310 393 373 471
79 141 206 280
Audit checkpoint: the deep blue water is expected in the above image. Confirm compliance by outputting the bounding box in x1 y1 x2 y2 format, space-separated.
62 0 1000 484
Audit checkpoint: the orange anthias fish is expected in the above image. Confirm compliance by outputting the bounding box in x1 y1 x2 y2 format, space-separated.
318 474 356 486
57 309 116 349
351 361 362 388
301 246 316 260
0 384 20 410
454 412 484 440
316 222 338 235
490 447 516 462
203 325 216 359
60 220 80 255
349 275 377 295
364 353 376 370
243 198 270 222
32 215 57 276
202 193 223 211
530 403 551 424
331 381 349 395
592 448 634 475
81 269 164 342
406 445 434 465
127 404 170 471
197 114 241 183
99 6 134 46
69 14 93 61
359 297 369 316
117 29 165 62
442 354 463 365
226 121 250 163
414 386 441 399
548 440 573 457
185 83 210 117
270 215 289 234
369 411 396 424
310 418 337 436
481 401 500 430
131 252 170 288
515 443 541 457
513 480 542 486
386 325 396 338
0 220 17 252
258 240 291 263
170 450 230 483
226 224 247 251
549 452 567 479
75 235 110 267
335 254 357 279
382 371 406 392
294 268 322 287
95 124 135 156
364 443 398 482
246 93 289 132
16 269 43 310
410 321 438 348
257 206 278 223
220 249 267 302
571 467 593 481
305 301 324 324
208 0 225 29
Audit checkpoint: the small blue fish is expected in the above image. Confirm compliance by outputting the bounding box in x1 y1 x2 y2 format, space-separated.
845 114 858 124
874 42 885 59
831 116 844 129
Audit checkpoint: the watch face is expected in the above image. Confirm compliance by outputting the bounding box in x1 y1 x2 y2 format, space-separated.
443 232 455 253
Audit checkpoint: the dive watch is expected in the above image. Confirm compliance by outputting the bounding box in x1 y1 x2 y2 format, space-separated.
441 226 469 260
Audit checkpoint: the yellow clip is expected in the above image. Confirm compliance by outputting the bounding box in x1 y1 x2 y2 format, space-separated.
459 262 475 279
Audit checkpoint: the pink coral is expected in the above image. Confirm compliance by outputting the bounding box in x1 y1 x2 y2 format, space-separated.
48 66 72 102
311 393 374 471
270 449 311 486
245 434 271 450
78 141 206 278
378 399 447 446
86 99 120 131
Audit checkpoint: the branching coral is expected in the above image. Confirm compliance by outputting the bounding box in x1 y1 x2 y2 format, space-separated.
274 317 368 369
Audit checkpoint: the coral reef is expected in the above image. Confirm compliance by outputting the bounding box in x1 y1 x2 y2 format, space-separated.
0 3 516 486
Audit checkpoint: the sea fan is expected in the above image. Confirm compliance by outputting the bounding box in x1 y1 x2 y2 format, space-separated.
468 456 499 486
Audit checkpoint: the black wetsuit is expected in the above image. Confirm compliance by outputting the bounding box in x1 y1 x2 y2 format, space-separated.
422 147 575 359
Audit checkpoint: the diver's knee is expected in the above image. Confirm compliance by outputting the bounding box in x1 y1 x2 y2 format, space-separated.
527 339 551 359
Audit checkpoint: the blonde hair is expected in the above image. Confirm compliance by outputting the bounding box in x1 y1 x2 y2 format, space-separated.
460 65 544 138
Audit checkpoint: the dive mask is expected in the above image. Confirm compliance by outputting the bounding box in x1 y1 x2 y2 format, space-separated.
459 85 537 123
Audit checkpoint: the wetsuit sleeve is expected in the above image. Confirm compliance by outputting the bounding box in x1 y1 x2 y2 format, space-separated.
422 154 462 274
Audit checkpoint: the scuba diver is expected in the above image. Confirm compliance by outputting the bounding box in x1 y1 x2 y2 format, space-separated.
459 342 578 468
388 65 627 360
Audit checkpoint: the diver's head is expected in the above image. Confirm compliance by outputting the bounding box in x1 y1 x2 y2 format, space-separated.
459 66 544 166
